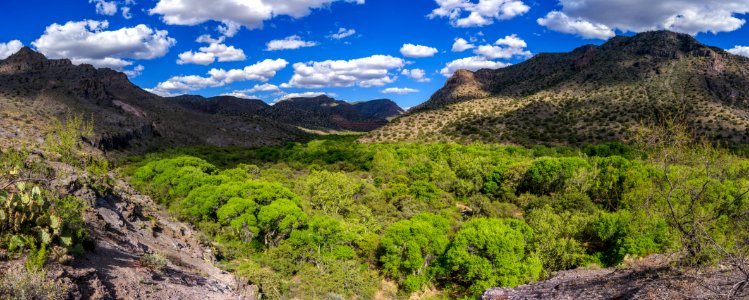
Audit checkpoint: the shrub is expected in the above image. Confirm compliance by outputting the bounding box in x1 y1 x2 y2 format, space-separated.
444 218 542 297
0 265 70 300
380 213 451 293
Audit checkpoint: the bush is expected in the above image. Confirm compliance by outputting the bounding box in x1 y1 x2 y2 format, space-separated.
0 265 70 300
380 213 451 293
444 218 542 297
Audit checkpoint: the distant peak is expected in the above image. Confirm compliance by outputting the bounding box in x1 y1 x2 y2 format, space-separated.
4 47 47 63
601 30 708 57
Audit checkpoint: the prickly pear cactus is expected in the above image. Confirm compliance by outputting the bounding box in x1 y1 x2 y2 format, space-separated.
0 182 72 251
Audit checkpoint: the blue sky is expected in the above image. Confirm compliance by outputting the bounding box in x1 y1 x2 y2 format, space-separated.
2 0 749 108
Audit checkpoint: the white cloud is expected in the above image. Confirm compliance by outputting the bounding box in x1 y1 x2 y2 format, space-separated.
537 11 615 40
401 68 431 82
32 20 176 70
538 0 749 39
149 0 364 35
150 58 288 95
178 36 246 65
90 0 118 16
0 40 24 60
286 55 405 88
123 65 145 77
440 56 510 77
266 35 318 51
495 34 526 48
452 38 475 52
222 91 261 99
728 45 749 57
246 83 281 93
400 44 439 58
474 45 531 59
275 92 333 103
328 28 356 39
381 87 419 94
468 34 531 60
429 0 530 27
122 6 133 19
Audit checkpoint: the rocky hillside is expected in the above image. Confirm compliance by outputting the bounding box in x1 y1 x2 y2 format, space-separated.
258 95 404 132
0 47 307 152
169 95 270 117
363 31 749 145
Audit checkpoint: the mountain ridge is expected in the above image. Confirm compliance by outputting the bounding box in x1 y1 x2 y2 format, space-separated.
363 31 749 146
0 47 403 152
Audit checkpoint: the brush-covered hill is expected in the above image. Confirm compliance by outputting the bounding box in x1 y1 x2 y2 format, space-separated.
361 31 749 145
0 47 307 151
258 95 404 132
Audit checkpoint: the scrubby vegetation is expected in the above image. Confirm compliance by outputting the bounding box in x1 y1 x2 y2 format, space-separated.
123 126 749 299
0 115 100 298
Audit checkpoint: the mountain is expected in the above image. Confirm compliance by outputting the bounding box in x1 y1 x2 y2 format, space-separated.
362 31 749 145
169 95 270 116
258 95 404 132
351 99 405 120
0 47 307 151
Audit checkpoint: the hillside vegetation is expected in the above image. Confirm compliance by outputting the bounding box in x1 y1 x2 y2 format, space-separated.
363 31 749 146
123 125 749 299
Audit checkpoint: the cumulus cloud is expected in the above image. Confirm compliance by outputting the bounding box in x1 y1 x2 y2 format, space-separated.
401 68 431 82
149 0 364 35
440 56 510 77
400 44 439 58
285 55 405 88
429 0 530 27
177 35 246 65
0 40 24 60
537 11 615 40
538 0 749 39
275 92 333 103
465 34 532 60
452 38 475 52
266 35 318 51
149 58 288 95
90 0 118 16
328 28 356 39
221 91 261 99
728 46 749 57
32 20 176 70
123 65 145 77
245 83 281 93
121 6 133 19
381 87 419 94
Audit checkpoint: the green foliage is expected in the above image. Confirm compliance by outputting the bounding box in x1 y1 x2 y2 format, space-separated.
520 157 590 195
380 213 451 293
526 206 591 274
0 182 88 257
0 266 70 300
444 218 542 297
122 137 749 298
139 253 169 272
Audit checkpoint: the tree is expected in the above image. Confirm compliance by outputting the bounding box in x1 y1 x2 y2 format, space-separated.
379 213 450 292
444 218 542 296
301 171 361 216
257 199 307 248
